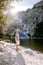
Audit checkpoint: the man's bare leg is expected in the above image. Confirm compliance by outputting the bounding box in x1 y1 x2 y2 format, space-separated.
16 44 19 52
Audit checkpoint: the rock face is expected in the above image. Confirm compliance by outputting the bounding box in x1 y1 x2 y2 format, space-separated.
10 0 43 36
0 41 43 65
21 0 43 36
33 0 43 9
2 0 43 37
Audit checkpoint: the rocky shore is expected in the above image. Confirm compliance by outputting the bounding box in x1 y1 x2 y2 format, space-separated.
0 41 43 65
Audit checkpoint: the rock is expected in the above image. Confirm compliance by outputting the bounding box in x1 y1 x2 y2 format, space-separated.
0 41 43 65
33 0 43 9
2 0 43 37
21 0 43 36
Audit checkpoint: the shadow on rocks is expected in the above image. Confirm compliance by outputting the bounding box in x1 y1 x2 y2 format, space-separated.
16 52 26 65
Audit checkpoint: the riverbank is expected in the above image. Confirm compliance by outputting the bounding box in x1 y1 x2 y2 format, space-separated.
0 41 43 65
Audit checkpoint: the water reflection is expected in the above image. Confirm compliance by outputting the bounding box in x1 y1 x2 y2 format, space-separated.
20 39 43 53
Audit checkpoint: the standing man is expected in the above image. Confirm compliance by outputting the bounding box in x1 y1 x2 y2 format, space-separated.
15 29 20 51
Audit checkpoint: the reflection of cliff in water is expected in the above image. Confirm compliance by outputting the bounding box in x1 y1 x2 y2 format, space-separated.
20 39 43 53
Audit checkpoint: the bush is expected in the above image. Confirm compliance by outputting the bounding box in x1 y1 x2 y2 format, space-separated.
0 33 4 38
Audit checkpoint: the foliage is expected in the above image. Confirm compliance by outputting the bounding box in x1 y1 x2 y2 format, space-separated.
0 0 22 33
0 0 22 8
0 9 7 33
0 33 4 38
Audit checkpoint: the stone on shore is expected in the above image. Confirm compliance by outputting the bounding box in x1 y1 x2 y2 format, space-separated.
0 41 43 65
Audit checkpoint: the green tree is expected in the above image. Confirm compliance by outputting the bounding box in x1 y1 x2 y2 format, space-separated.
0 0 22 33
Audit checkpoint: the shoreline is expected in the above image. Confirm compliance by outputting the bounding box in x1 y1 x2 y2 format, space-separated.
0 41 43 65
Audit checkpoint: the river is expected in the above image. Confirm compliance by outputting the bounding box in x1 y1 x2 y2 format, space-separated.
20 39 43 53
1 38 43 53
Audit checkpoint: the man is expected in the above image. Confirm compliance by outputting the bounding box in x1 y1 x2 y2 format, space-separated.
15 29 20 51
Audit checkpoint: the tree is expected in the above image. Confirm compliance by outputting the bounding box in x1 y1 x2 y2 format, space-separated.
0 0 22 33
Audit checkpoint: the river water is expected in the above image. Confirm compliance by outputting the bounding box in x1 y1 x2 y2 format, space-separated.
1 38 43 53
20 39 43 53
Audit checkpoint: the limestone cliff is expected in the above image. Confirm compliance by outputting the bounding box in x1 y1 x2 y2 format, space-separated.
2 0 43 37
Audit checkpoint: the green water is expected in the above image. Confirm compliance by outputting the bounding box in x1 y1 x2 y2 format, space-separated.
20 39 43 53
